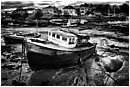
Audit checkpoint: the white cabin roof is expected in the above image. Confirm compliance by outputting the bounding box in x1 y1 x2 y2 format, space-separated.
49 30 76 37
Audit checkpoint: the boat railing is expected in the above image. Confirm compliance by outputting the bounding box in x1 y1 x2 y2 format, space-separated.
69 42 75 44
30 38 47 44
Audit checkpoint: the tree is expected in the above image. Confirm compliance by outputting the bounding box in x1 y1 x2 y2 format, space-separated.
11 7 29 20
95 4 104 13
112 5 120 15
34 9 43 19
63 10 70 15
27 9 43 20
102 4 111 16
120 3 129 16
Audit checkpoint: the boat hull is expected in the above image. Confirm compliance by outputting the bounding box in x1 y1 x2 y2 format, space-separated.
4 35 24 44
25 40 96 70
3 34 41 44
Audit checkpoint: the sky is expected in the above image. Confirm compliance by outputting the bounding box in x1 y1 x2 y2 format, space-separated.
26 0 126 5
1 0 126 5
32 0 125 6
1 0 127 10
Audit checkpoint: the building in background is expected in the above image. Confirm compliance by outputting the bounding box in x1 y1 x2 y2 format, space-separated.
80 3 89 15
22 7 35 14
42 6 60 15
62 6 77 16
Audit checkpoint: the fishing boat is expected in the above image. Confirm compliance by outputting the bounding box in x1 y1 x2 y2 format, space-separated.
24 28 96 70
50 19 68 26
62 19 79 27
3 32 41 44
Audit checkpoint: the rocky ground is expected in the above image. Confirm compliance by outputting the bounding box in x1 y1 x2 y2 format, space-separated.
1 44 129 86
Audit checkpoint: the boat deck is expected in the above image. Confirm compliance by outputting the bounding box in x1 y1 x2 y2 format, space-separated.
26 38 96 51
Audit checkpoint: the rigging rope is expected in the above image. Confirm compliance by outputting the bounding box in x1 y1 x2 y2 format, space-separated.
89 67 121 86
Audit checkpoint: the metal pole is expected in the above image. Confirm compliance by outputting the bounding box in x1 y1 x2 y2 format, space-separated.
18 41 25 82
36 19 38 33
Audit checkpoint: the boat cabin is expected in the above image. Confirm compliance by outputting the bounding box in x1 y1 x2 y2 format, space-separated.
48 30 78 48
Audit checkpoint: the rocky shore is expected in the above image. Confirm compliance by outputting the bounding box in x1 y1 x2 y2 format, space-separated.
1 44 129 86
1 27 129 86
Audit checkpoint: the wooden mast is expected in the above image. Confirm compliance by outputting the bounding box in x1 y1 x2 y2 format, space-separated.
36 19 38 33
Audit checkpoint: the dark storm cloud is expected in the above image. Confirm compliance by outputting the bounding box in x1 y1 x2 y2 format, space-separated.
1 1 34 9
1 1 22 5
37 3 50 5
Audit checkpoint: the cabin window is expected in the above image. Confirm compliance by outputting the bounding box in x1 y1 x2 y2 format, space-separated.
62 37 67 41
69 38 72 42
72 38 75 42
56 34 60 39
69 38 75 44
69 38 75 42
52 33 55 37
81 8 85 10
49 32 51 36
81 11 85 13
54 10 56 13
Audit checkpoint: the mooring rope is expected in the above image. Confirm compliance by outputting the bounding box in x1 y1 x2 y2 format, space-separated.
18 40 26 82
90 67 121 86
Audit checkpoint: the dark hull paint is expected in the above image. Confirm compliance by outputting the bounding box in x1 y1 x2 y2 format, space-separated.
26 41 96 69
4 35 24 44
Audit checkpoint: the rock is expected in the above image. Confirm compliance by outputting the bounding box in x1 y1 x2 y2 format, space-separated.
27 66 88 86
12 80 26 86
2 77 8 80
2 52 11 57
10 55 16 59
10 58 21 63
1 59 7 63
21 64 30 73
5 64 16 70
1 55 8 63
3 63 21 70
1 45 13 53
1 64 7 69
100 55 124 72
15 65 22 70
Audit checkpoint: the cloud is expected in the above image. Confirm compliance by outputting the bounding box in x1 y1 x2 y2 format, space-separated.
1 0 125 10
1 1 34 9
37 3 50 5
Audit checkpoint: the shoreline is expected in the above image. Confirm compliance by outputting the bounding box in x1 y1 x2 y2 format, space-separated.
2 27 129 43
